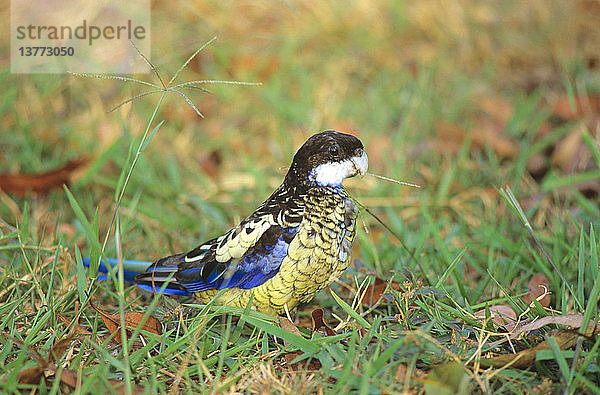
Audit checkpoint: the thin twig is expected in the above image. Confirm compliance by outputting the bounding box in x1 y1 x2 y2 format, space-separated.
356 201 430 286
366 173 421 188
499 186 582 311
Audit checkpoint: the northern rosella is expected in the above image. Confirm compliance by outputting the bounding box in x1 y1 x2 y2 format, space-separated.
89 131 368 316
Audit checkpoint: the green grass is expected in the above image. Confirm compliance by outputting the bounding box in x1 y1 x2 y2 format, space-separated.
2 1 600 393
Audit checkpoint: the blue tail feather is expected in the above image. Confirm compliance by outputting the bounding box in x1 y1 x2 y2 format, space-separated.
83 257 152 283
83 257 192 296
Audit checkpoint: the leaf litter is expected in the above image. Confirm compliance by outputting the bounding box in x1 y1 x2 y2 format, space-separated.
0 158 88 197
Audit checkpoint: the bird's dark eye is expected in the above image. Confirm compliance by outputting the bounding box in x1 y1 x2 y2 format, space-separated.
328 145 339 157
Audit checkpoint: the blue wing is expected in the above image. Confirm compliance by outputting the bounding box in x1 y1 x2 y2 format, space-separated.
93 184 306 296
134 222 299 295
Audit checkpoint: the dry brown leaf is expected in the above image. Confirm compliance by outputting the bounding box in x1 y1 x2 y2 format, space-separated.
475 273 551 332
199 150 222 179
57 369 144 394
122 311 163 335
0 158 88 197
480 328 588 368
13 338 48 385
435 120 519 159
509 314 599 340
361 277 401 306
90 302 162 344
94 307 121 342
435 120 464 155
49 336 75 364
522 273 551 308
58 369 79 388
56 312 93 337
277 316 322 371
552 94 600 120
278 316 301 348
472 127 520 159
478 96 514 126
15 335 75 386
551 126 584 172
283 351 322 371
106 379 146 394
18 366 45 385
311 309 336 336
56 304 114 348
227 54 281 80
526 153 548 178
474 304 517 331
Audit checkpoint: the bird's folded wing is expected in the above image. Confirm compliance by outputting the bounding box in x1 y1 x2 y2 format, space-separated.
136 214 299 293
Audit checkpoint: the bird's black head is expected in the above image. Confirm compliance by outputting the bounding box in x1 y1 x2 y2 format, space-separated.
285 130 368 188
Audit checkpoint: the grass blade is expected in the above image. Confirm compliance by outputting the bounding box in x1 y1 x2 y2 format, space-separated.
140 120 165 152
74 245 87 304
330 290 371 329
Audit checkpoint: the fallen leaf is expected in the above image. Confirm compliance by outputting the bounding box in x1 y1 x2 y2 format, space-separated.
49 336 75 364
283 351 322 371
58 368 79 388
311 309 336 336
552 94 600 120
0 158 88 197
477 96 514 126
486 314 600 350
57 369 144 394
107 379 146 395
474 304 517 331
18 366 45 385
277 316 301 348
56 302 94 337
479 328 590 369
90 302 162 344
435 120 519 159
551 126 585 173
361 277 401 306
472 126 520 159
474 273 551 332
12 337 49 386
124 311 162 335
12 335 75 386
277 316 323 371
509 314 599 340
522 273 551 308
199 150 222 179
526 153 548 179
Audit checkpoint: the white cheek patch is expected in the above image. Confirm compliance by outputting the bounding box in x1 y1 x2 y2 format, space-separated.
309 151 369 187
310 160 355 186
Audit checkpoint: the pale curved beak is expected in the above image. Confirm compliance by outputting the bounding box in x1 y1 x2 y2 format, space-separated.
351 150 368 177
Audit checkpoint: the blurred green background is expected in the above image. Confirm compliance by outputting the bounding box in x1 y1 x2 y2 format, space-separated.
1 1 600 392
2 0 598 255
